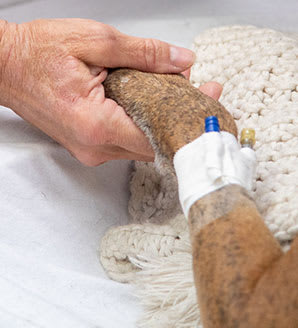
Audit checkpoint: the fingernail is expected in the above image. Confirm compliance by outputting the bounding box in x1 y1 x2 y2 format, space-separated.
170 46 196 68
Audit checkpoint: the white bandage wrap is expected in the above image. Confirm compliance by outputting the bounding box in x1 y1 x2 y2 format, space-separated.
173 132 256 217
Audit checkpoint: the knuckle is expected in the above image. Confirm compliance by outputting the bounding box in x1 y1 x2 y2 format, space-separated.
90 22 118 42
103 24 118 41
143 38 162 70
73 149 108 167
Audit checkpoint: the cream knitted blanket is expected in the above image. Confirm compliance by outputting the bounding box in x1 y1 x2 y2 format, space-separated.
100 26 298 328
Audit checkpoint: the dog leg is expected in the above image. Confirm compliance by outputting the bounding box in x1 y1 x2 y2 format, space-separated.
104 68 298 327
189 184 298 328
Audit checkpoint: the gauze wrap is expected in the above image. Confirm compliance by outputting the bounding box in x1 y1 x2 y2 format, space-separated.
173 131 256 217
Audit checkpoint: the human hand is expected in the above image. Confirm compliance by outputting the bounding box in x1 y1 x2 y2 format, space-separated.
0 19 221 165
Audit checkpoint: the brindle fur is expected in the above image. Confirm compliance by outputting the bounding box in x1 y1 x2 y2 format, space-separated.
104 68 237 159
190 185 298 328
104 69 298 328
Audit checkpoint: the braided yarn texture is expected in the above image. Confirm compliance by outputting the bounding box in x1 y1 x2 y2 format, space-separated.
191 25 298 241
99 26 298 328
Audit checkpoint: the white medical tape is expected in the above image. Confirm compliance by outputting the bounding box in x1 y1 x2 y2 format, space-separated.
173 131 256 218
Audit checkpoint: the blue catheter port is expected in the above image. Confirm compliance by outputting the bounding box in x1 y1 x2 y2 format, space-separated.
205 116 220 133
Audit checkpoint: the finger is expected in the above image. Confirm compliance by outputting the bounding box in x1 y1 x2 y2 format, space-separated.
76 145 154 167
95 146 154 163
69 142 154 167
76 87 155 158
76 23 195 73
101 99 155 157
181 68 191 79
199 82 223 101
88 65 105 76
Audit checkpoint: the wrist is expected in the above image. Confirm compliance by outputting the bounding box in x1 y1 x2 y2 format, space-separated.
0 20 9 46
0 20 19 108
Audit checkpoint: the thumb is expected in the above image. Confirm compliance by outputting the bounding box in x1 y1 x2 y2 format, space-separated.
115 33 196 73
199 82 223 101
78 24 195 73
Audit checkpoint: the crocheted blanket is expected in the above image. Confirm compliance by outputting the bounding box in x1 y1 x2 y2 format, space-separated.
100 26 298 328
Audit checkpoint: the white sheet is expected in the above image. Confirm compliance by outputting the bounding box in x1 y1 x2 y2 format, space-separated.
0 108 140 327
0 0 297 327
